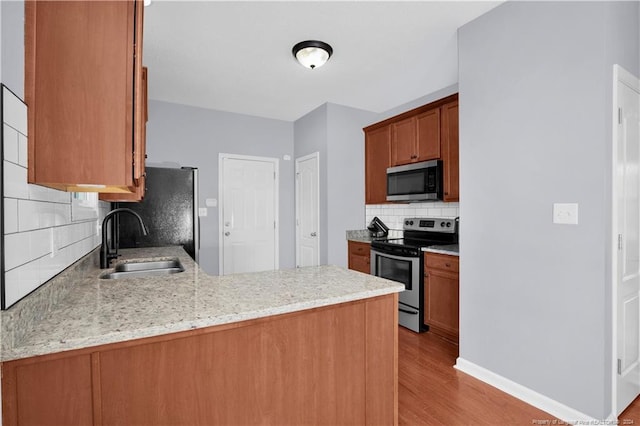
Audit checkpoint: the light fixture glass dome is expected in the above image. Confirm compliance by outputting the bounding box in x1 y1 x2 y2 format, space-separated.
292 40 333 69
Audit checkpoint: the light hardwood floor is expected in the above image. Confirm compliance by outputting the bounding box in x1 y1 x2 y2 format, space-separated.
399 327 640 424
399 328 555 425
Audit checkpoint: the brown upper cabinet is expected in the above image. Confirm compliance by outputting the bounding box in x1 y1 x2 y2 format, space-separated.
364 93 458 204
25 0 146 194
100 67 148 202
391 108 440 166
364 125 391 205
441 100 459 202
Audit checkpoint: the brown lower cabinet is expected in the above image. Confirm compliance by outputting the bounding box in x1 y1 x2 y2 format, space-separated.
424 252 459 343
2 295 398 425
348 240 371 274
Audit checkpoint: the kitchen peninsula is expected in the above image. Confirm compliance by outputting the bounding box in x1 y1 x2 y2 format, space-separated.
1 247 403 425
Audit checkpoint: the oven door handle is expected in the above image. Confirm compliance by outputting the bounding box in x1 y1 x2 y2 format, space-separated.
370 249 420 261
399 308 418 315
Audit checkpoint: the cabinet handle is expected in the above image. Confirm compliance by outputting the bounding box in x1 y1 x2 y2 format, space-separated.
424 273 428 278
445 263 451 267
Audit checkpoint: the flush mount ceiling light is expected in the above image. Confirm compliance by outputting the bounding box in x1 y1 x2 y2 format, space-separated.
292 40 333 70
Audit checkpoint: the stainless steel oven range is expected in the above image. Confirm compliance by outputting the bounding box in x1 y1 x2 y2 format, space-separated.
370 217 458 332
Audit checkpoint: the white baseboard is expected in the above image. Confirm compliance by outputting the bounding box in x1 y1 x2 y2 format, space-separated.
454 357 599 424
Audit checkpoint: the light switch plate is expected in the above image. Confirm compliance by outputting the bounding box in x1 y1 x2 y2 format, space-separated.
553 203 578 225
198 207 208 217
205 198 217 207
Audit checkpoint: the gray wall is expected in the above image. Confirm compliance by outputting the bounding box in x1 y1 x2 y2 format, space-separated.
146 100 295 275
326 103 376 266
294 103 376 267
1 0 24 98
458 1 639 419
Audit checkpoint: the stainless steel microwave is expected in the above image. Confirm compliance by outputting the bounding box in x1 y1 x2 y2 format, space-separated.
386 160 443 202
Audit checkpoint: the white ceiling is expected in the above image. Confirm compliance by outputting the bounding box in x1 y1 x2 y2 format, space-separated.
143 1 501 122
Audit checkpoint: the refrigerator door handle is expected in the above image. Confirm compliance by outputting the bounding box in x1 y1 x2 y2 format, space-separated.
193 168 200 264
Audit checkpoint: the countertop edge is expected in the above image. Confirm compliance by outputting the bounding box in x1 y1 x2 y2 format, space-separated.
1 247 404 362
1 286 402 362
422 247 459 256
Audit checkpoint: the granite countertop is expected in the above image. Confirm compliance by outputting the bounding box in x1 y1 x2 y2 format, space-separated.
1 246 404 362
345 229 401 243
423 244 459 256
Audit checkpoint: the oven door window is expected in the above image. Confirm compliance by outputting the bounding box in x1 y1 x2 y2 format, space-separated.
375 255 412 291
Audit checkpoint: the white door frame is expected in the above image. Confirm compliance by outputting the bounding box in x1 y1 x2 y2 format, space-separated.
611 64 640 418
218 153 280 276
295 152 320 267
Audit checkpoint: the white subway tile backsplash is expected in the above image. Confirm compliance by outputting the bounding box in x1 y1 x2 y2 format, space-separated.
30 228 52 260
365 202 460 229
4 198 18 234
55 204 71 226
2 86 28 136
5 232 33 270
3 124 19 163
2 85 105 309
17 199 42 232
4 161 29 199
4 262 40 308
18 133 28 167
442 207 458 217
29 184 71 204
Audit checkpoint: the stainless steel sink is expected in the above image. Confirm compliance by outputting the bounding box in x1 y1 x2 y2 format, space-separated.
100 259 185 280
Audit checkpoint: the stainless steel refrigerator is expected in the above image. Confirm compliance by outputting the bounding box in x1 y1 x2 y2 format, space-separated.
115 166 199 262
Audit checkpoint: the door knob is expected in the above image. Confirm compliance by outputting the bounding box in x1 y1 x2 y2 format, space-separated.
311 232 317 237
225 232 230 236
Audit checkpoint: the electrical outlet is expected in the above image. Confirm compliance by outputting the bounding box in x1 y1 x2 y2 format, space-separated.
198 207 208 217
553 203 578 225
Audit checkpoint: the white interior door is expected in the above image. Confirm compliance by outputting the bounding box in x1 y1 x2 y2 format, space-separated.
220 155 278 275
615 65 640 415
295 153 320 267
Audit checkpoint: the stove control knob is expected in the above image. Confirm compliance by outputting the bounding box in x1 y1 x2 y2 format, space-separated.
440 221 445 227
446 222 452 228
409 220 414 225
405 220 410 226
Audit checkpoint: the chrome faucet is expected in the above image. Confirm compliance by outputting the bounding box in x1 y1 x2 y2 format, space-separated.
100 208 148 269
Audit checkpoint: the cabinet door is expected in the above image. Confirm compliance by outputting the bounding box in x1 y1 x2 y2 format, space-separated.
391 116 417 166
424 268 459 339
416 108 440 161
365 126 391 204
25 0 141 193
348 241 371 274
100 66 148 202
1 354 94 425
441 100 459 201
132 3 145 183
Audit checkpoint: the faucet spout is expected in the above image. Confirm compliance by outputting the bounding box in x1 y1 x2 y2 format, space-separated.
100 208 148 269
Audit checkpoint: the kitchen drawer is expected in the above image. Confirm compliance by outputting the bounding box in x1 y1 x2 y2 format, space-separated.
349 254 371 274
349 241 370 255
348 241 371 274
424 252 459 273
